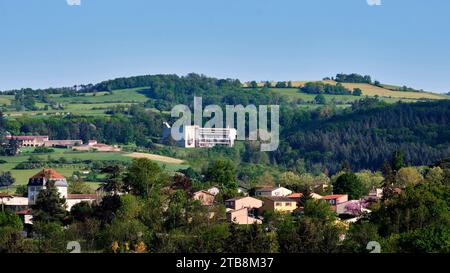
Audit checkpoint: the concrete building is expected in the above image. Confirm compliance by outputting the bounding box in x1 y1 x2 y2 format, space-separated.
165 123 237 148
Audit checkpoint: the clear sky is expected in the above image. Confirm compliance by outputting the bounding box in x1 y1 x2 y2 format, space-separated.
0 0 449 92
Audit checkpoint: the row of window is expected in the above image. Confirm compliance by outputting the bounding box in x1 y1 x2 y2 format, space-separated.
275 202 293 207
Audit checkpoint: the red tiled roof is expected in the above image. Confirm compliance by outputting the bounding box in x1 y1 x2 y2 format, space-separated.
321 194 347 200
287 193 303 198
67 194 97 200
16 209 32 215
31 168 65 180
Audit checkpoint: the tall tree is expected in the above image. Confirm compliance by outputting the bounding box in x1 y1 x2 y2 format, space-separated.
392 150 404 172
32 181 67 224
382 160 396 202
204 160 238 197
101 164 124 194
333 173 364 200
124 158 164 197
0 111 5 133
0 171 15 188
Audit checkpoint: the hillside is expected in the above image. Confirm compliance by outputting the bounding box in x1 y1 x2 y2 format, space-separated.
245 80 447 100
274 100 450 173
1 74 449 177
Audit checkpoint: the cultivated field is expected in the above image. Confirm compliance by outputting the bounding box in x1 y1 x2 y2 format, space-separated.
268 88 418 104
245 80 448 101
125 152 185 164
0 148 188 193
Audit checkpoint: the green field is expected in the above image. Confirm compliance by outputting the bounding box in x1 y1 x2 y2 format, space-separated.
0 147 188 193
51 87 149 104
0 87 154 117
0 95 13 106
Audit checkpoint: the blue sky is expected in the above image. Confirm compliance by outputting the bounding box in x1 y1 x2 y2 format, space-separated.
0 0 449 92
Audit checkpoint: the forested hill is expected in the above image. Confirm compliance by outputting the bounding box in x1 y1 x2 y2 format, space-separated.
273 100 450 174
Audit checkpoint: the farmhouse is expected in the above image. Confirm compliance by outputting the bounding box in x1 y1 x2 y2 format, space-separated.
4 134 49 147
44 140 83 148
72 140 121 152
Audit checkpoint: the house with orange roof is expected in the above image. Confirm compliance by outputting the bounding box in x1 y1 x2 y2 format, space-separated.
320 194 348 211
28 168 69 205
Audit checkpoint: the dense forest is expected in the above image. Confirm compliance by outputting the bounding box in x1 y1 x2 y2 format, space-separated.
274 100 450 173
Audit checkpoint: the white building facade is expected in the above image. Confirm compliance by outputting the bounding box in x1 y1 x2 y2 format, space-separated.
179 125 237 148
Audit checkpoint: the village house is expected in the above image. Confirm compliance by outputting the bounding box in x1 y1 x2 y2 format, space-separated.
192 190 215 206
28 168 68 205
226 207 262 225
254 186 293 197
225 196 263 211
28 168 97 209
0 169 97 225
224 196 263 225
259 196 297 213
320 194 349 211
